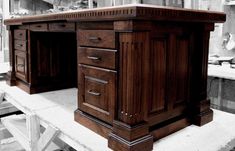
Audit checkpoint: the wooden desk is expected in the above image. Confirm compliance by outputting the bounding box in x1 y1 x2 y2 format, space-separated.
4 4 226 151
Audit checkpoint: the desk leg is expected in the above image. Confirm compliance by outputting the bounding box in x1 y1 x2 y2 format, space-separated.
26 114 40 151
6 28 16 86
26 113 59 151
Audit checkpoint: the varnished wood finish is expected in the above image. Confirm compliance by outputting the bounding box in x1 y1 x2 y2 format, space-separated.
118 32 150 126
78 47 117 69
49 22 75 32
77 22 114 30
78 30 116 49
14 30 27 40
151 118 190 141
29 23 48 31
29 32 77 93
14 50 28 82
74 109 112 138
108 133 153 151
4 5 225 25
5 5 226 151
6 28 16 86
14 40 27 51
78 64 116 124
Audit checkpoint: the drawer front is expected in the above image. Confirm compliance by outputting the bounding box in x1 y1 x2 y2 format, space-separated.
49 23 75 32
14 40 27 51
15 50 28 82
14 30 27 40
30 23 48 31
78 65 116 124
78 47 116 69
78 30 115 49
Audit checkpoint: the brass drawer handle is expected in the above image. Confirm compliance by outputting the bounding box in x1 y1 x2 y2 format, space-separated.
87 56 101 60
89 36 101 42
87 90 101 96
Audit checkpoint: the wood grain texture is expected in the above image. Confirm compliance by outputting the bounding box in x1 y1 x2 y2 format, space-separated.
77 22 114 30
4 5 226 25
14 50 28 82
151 118 190 141
78 30 116 49
14 40 27 51
74 109 112 138
118 32 150 126
4 6 226 151
6 29 16 86
26 32 77 93
78 64 116 124
14 30 27 40
108 133 153 151
29 23 48 31
49 22 75 32
78 47 117 70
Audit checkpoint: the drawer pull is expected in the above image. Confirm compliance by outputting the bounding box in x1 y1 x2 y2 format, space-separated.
36 25 42 28
60 24 66 27
87 56 101 60
17 64 24 67
87 90 101 96
16 44 23 47
19 33 23 36
89 36 101 42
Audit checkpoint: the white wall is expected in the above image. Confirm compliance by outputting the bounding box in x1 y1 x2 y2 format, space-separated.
2 0 10 63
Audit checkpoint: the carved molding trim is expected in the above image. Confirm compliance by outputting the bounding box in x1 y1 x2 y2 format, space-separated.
4 4 225 25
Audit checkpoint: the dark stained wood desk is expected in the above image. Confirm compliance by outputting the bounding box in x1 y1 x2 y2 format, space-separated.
4 4 226 151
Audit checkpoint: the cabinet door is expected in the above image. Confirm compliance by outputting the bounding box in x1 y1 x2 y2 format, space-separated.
78 65 116 124
15 50 28 82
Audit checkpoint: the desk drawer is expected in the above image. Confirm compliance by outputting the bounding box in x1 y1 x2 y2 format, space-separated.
78 30 115 49
49 23 75 32
14 40 27 51
14 30 27 40
15 50 28 82
30 23 48 31
78 47 116 69
78 65 116 124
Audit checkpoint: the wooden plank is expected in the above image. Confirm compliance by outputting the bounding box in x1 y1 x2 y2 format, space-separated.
0 101 19 116
0 90 4 104
36 125 59 151
0 126 13 140
0 137 25 151
0 82 77 114
36 106 112 151
26 114 40 150
2 81 235 151
1 115 30 150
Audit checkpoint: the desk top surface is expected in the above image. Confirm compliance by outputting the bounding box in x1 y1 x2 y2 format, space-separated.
4 4 226 26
